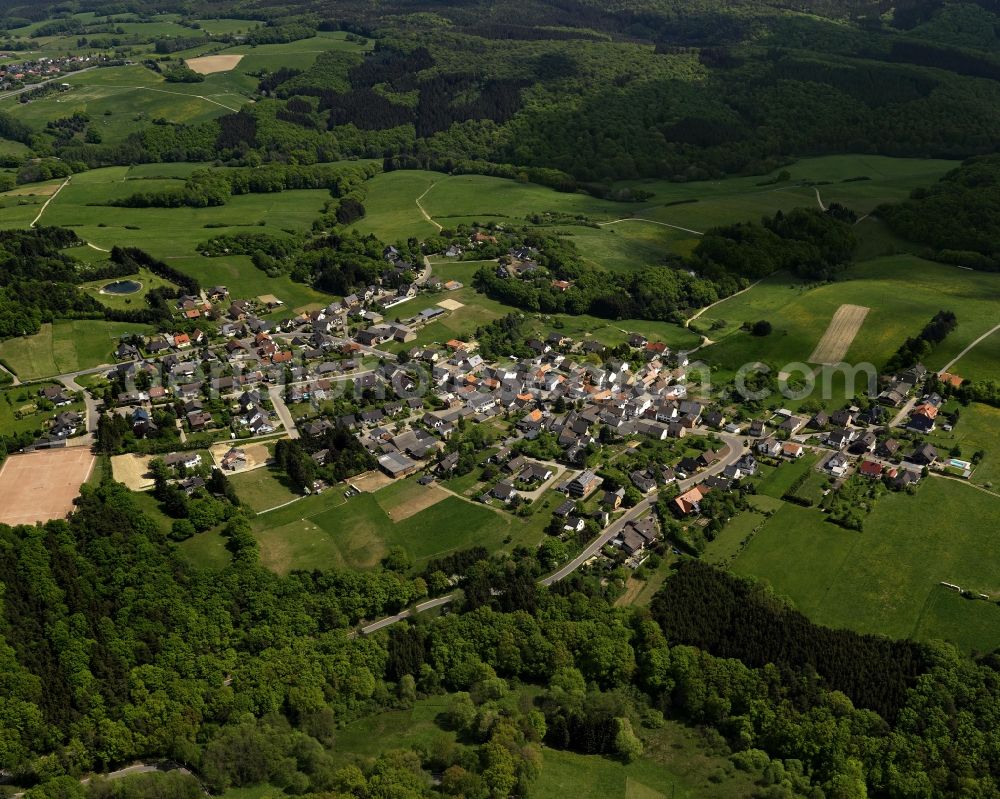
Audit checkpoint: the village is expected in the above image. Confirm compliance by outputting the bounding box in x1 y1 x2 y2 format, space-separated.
3 230 973 578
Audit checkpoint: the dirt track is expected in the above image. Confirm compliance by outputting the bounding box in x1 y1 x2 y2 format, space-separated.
0 448 95 525
809 304 870 364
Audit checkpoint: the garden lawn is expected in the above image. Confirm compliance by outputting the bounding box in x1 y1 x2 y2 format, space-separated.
923 403 1000 489
731 479 1000 649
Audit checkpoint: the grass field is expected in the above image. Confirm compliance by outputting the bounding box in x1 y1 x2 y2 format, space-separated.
229 467 300 513
0 320 155 381
353 156 956 268
79 267 177 311
252 488 522 574
699 256 1000 378
702 510 766 565
177 529 233 571
911 585 1000 655
731 478 1000 650
951 327 1000 383
754 453 820 499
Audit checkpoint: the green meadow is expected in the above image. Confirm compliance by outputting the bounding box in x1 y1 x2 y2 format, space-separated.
352 156 958 274
731 478 1000 651
699 255 1000 375
952 327 1000 384
0 319 155 381
250 488 527 574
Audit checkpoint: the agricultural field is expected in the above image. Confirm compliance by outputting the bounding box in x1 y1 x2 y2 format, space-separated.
0 319 155 381
730 478 1000 651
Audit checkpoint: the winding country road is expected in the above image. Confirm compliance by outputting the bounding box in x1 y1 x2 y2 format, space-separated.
360 428 747 634
686 280 763 328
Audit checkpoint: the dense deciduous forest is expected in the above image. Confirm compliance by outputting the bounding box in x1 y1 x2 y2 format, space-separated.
879 154 1000 270
1 481 1000 798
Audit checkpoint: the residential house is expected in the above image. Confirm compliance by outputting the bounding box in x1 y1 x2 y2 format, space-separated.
567 470 602 498
674 485 707 515
909 443 938 466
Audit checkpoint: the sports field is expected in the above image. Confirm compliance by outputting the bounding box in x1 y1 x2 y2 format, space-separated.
0 448 95 526
730 478 1000 651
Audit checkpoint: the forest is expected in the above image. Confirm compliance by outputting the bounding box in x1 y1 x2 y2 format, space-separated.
1 478 1000 798
879 154 1000 270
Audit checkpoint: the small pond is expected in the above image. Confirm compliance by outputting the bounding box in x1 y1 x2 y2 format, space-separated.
101 280 142 295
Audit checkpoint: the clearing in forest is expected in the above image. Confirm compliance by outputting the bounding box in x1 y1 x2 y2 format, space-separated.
808 303 870 364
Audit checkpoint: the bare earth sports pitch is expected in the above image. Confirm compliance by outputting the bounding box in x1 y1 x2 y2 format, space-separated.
0 448 95 525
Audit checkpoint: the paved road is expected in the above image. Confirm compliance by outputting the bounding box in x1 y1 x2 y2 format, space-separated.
358 428 747 634
59 373 100 445
544 430 745 584
266 384 300 440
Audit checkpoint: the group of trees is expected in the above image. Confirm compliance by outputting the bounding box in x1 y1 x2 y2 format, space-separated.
274 426 376 493
884 309 957 374
472 208 853 325
108 162 378 210
0 227 106 337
